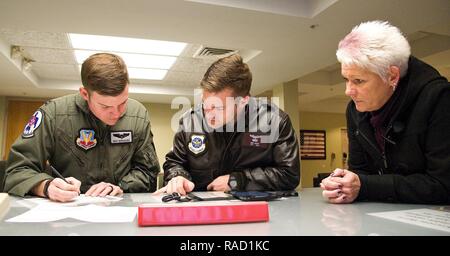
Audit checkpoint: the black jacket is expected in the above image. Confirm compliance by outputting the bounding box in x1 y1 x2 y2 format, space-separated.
163 98 300 191
347 56 450 204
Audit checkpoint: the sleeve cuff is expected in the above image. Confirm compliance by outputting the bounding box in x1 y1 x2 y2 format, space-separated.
356 173 368 201
164 168 192 185
230 172 247 191
356 173 396 202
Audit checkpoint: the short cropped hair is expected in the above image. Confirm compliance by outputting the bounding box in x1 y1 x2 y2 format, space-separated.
200 54 252 97
336 20 411 82
81 53 129 96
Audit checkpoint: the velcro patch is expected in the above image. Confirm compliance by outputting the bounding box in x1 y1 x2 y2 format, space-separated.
76 129 97 150
188 134 206 155
22 110 43 138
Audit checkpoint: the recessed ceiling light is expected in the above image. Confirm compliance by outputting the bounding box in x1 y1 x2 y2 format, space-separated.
128 68 168 80
69 33 186 56
69 33 186 80
78 64 167 80
74 50 176 69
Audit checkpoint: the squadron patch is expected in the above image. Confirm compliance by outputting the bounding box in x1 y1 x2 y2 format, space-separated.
188 134 206 155
22 110 43 138
76 129 97 150
110 131 132 144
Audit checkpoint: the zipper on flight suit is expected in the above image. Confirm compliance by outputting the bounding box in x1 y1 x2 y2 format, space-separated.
99 126 111 173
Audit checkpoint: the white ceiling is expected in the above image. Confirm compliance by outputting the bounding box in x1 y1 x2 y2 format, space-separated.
0 0 449 113
185 0 339 18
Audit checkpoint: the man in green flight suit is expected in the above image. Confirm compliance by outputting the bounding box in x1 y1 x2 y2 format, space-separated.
3 53 160 202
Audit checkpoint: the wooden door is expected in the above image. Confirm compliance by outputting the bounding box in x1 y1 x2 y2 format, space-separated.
4 100 45 160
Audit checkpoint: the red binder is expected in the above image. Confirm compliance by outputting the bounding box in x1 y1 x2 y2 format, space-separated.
138 201 269 226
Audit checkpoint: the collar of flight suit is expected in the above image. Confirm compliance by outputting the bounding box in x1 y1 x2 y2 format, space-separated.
74 93 109 130
75 93 91 115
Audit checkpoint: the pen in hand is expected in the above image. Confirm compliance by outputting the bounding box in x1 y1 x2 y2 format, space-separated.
49 165 70 184
50 165 80 195
46 165 81 199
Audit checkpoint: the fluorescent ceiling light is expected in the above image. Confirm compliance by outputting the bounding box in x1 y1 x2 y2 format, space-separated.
69 33 185 81
78 65 167 80
74 50 176 69
69 33 186 56
128 68 168 80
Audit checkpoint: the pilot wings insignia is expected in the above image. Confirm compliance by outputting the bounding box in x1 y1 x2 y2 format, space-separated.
113 133 129 139
110 131 132 144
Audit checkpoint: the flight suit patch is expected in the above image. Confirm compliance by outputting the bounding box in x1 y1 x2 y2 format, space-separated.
22 110 43 138
76 129 97 150
242 133 268 148
110 131 132 144
188 134 206 155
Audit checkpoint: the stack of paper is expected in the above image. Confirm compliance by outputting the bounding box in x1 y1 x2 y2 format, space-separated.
6 194 136 223
23 194 123 207
6 204 136 223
